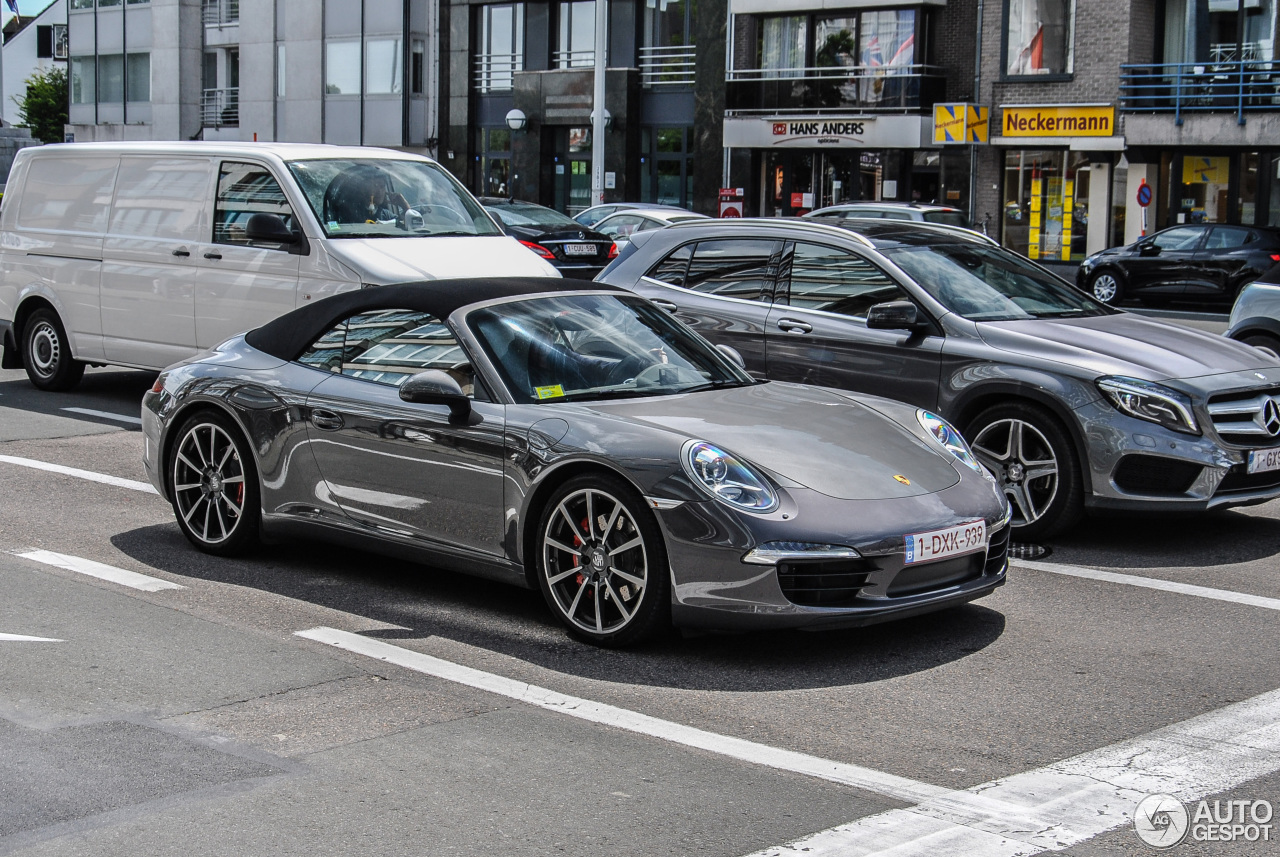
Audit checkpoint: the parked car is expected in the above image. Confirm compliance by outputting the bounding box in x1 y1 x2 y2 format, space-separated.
479 197 617 279
1078 224 1280 306
1225 272 1280 357
0 142 555 392
598 218 1280 539
574 202 689 228
143 277 1011 646
594 208 710 248
804 202 968 227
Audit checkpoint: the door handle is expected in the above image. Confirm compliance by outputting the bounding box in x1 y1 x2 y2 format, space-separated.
203 251 223 260
651 298 678 313
172 248 191 257
310 409 344 431
776 318 812 334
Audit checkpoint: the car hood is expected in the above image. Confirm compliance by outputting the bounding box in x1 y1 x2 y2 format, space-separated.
580 382 961 500
324 235 560 282
976 313 1280 385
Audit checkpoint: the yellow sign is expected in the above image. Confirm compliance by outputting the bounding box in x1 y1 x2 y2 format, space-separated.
1001 105 1115 137
933 103 989 143
1182 156 1229 184
535 385 564 400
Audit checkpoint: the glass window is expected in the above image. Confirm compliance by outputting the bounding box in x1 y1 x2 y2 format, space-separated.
1206 226 1256 250
479 4 524 90
70 0 94 9
299 310 474 393
127 53 150 102
1240 153 1259 224
214 162 296 248
1178 154 1231 224
557 1 596 68
644 0 691 48
760 15 806 75
1152 226 1206 251
477 127 512 197
326 41 361 94
70 56 95 104
1001 149 1090 261
109 159 211 240
1163 0 1279 65
98 0 121 6
365 38 402 94
596 214 645 239
298 320 350 372
649 243 693 285
684 239 782 301
411 39 425 94
18 157 117 234
99 54 124 103
783 243 908 317
277 44 287 98
1005 0 1074 76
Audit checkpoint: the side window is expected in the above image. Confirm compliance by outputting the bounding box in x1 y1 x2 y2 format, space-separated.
598 214 643 239
782 243 909 318
109 157 211 241
1206 226 1254 251
684 239 782 302
214 161 296 248
879 210 913 221
297 309 477 396
1152 227 1203 252
647 242 693 286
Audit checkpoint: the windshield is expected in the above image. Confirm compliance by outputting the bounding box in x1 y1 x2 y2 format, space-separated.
286 158 502 239
884 242 1115 321
468 293 754 404
923 210 968 227
487 202 580 229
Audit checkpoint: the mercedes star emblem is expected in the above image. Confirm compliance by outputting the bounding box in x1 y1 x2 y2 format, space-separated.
1264 398 1280 436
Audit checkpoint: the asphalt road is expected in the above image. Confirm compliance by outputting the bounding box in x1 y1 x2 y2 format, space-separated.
1 320 1277 856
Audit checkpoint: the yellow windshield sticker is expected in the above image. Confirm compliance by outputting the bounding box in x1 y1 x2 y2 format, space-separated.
535 385 565 400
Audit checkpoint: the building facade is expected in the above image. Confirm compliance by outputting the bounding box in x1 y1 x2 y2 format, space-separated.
2 0 69 129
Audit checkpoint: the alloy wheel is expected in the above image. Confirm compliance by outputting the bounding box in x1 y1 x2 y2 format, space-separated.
542 488 648 635
172 422 247 545
970 418 1059 528
1091 273 1119 303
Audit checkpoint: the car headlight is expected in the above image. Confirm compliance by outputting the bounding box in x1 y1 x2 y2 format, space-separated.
1097 376 1199 435
682 441 778 513
917 410 992 478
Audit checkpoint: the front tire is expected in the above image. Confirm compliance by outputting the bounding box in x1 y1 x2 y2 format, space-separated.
965 402 1084 541
168 410 261 556
23 308 85 391
1240 333 1280 360
1087 269 1124 305
535 474 670 647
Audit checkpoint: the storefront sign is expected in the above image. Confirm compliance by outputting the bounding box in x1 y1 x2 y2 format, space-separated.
933 104 990 144
1000 105 1115 137
723 115 927 149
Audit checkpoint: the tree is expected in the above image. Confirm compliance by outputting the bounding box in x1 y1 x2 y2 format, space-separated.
13 66 68 145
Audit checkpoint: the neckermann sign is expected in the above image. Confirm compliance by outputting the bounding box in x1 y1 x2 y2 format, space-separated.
723 115 929 149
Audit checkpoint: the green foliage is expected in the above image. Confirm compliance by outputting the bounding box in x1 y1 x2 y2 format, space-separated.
13 66 69 145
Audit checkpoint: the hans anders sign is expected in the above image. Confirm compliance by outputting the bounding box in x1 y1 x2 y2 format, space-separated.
723 116 927 149
1000 104 1115 137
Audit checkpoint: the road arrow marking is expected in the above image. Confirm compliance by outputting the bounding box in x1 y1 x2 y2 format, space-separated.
0 633 63 642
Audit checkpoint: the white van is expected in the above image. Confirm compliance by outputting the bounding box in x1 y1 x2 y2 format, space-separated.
0 142 558 390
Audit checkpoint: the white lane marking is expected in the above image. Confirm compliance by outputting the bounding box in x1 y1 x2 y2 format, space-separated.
1016 559 1280 612
18 550 184 592
746 685 1280 857
0 632 63 642
0 454 159 494
295 626 947 805
60 407 143 425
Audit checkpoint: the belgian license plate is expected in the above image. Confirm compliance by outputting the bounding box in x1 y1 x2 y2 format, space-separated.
904 520 987 565
1248 447 1280 474
564 243 596 256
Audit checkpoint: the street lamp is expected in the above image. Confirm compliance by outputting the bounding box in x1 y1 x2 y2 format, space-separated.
505 108 528 132
590 108 612 131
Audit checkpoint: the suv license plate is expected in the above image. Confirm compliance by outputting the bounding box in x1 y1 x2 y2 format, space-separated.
564 243 596 256
1248 448 1280 474
904 520 987 565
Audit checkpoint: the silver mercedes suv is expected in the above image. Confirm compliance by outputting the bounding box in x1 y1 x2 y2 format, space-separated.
597 218 1280 539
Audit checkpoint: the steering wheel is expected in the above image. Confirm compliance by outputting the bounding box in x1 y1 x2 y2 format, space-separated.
631 363 703 388
415 204 469 226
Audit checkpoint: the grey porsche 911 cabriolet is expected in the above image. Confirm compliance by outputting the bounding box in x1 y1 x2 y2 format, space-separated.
142 278 1010 646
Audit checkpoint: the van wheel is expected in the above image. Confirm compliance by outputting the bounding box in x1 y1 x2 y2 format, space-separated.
23 308 85 391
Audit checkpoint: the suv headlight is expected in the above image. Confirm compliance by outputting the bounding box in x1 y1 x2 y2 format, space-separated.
681 441 778 513
917 410 992 478
1097 376 1199 435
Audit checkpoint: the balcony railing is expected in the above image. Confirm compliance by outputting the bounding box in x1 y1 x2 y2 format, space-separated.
726 64 945 113
1121 61 1280 126
202 0 239 26
640 45 695 87
474 52 523 93
202 87 239 126
553 49 596 69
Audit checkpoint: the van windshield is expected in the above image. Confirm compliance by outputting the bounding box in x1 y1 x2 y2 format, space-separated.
286 158 502 239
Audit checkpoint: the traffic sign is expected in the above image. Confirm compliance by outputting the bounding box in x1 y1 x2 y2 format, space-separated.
1136 181 1152 208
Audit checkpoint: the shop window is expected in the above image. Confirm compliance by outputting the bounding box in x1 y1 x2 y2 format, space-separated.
1002 150 1090 261
782 243 908 318
1003 0 1073 77
1178 155 1231 223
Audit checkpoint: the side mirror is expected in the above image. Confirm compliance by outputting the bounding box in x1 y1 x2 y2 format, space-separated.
1138 242 1159 257
715 343 746 368
246 213 299 244
399 369 471 420
866 300 920 331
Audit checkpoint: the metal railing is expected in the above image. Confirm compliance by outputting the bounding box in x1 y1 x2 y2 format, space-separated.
726 64 945 113
202 87 239 126
473 52 522 92
640 45 695 86
1121 61 1280 126
202 0 239 26
553 49 595 69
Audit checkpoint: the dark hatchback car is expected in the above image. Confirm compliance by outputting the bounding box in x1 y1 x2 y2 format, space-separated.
1078 223 1280 307
478 197 617 278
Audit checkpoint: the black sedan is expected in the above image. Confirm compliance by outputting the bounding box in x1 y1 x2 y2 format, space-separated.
479 197 617 278
142 278 1009 646
1078 223 1280 306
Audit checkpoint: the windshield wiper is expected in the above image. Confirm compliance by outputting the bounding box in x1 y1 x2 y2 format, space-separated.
554 387 672 403
675 379 753 394
415 230 485 237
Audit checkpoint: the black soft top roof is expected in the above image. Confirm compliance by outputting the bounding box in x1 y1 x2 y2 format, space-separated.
244 277 619 361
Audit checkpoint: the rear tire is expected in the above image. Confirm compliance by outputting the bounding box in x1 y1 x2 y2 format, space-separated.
1087 269 1124 305
1240 333 1280 360
22 308 85 391
167 409 261 556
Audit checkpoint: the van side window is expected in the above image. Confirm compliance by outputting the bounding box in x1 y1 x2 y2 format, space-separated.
214 162 296 248
110 158 211 240
18 156 117 234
